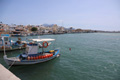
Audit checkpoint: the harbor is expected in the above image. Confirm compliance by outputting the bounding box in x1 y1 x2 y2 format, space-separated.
1 0 120 80
0 33 120 80
1 22 120 38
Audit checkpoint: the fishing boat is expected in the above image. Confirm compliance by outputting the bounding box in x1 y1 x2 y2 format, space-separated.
0 34 27 52
3 38 60 66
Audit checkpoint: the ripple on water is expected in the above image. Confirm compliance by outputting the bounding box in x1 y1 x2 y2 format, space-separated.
1 33 120 80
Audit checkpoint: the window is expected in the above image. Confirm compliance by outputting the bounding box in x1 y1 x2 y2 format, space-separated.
0 37 2 41
4 37 9 41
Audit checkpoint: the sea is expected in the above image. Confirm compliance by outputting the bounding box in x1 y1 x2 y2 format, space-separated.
0 33 120 80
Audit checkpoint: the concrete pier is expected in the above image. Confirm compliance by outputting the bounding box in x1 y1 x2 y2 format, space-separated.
0 64 20 80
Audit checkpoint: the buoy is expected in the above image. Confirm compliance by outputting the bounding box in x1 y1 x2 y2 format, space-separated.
48 54 50 58
49 50 54 53
50 54 52 57
51 54 52 57
47 54 50 58
45 55 48 58
49 54 51 57
69 48 71 51
43 41 48 48
43 55 45 59
51 54 53 56
45 55 46 58
42 56 44 59
33 56 36 60
40 56 42 59
30 56 33 60
38 55 41 59
43 55 46 58
27 56 30 60
36 56 38 59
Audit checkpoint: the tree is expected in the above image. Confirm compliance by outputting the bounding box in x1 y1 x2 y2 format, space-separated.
31 27 38 32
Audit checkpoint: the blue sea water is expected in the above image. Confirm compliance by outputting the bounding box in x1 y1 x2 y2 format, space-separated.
0 33 120 80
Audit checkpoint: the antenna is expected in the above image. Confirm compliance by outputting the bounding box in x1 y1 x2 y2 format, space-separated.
62 21 64 27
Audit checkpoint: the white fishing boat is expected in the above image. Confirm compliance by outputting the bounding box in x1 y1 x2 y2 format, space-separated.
0 34 27 52
3 38 60 66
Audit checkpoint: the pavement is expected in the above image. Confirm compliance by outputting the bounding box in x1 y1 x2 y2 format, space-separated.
0 64 20 80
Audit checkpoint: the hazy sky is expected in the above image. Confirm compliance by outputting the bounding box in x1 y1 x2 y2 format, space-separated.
0 0 120 31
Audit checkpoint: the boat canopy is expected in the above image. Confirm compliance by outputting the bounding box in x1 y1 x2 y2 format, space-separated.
29 38 55 42
1 34 10 37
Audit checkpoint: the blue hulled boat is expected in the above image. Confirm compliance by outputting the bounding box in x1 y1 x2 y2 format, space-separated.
3 38 60 65
0 34 26 52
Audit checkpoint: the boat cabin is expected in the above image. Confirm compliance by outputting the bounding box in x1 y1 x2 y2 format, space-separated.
0 34 11 48
25 44 38 54
24 38 55 55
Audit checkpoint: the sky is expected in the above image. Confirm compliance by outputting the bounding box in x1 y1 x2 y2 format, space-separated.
0 0 120 31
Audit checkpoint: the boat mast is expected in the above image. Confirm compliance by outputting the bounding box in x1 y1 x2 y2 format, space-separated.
42 42 44 54
42 47 44 54
2 36 6 55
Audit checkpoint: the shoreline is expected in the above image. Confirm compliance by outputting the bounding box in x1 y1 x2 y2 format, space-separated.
10 32 120 37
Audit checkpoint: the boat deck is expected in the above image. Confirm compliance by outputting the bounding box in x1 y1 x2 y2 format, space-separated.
0 47 25 52
7 57 20 61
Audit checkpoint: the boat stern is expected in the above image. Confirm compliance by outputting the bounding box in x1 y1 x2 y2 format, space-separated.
3 55 10 65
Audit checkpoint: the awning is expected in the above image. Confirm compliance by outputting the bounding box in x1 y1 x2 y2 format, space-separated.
29 38 55 42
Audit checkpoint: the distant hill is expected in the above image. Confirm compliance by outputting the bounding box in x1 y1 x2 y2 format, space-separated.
64 27 75 30
42 24 54 27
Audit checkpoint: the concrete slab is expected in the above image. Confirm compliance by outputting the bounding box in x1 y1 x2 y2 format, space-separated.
0 64 20 80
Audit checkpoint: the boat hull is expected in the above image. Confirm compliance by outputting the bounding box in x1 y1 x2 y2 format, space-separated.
4 49 60 66
0 47 25 52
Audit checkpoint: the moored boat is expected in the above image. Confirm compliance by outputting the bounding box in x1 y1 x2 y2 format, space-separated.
0 34 27 52
3 38 60 66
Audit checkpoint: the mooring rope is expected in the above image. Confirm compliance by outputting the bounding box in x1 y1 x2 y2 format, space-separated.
8 60 16 70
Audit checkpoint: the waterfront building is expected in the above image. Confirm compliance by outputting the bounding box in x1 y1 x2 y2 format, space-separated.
0 22 10 34
52 24 58 33
58 27 65 32
9 24 16 33
11 28 27 37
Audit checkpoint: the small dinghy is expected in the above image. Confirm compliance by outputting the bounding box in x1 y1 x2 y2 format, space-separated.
3 38 60 66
